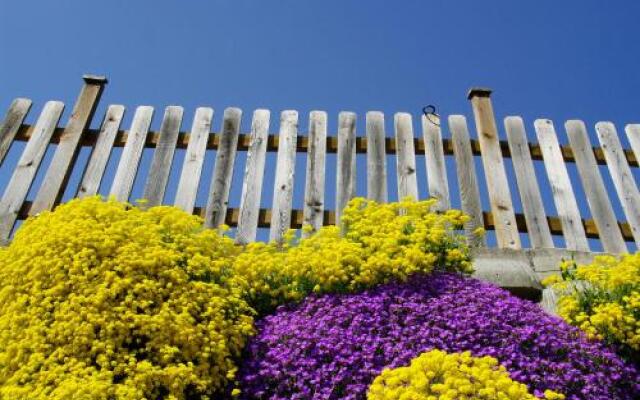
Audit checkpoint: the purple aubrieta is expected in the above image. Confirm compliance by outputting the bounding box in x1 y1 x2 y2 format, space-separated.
237 273 640 400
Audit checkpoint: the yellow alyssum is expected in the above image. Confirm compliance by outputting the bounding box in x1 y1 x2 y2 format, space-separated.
231 197 472 313
0 197 254 399
543 254 640 354
367 350 564 400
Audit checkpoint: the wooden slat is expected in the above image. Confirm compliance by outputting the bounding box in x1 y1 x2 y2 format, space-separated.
77 105 125 198
366 111 387 203
302 111 327 237
336 112 357 223
422 114 450 211
449 115 486 247
11 121 640 169
0 101 64 240
565 120 626 253
174 107 213 213
625 124 640 169
10 197 635 242
109 106 153 202
394 113 418 201
236 109 270 244
596 122 640 246
269 110 298 242
0 98 32 166
534 119 589 251
141 106 183 206
469 90 520 249
204 107 242 228
505 116 554 248
30 77 106 214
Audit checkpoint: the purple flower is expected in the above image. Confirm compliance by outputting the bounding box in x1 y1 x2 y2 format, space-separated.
236 273 639 400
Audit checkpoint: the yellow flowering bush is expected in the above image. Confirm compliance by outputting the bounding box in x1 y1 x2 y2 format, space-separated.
0 197 254 399
231 197 473 313
543 254 640 360
367 350 565 400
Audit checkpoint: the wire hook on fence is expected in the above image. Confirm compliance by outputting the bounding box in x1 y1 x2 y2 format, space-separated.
422 105 440 126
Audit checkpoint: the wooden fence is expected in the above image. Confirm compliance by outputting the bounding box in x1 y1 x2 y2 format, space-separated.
1 75 639 254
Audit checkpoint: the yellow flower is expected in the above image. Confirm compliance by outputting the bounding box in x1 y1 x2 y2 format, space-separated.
367 350 564 400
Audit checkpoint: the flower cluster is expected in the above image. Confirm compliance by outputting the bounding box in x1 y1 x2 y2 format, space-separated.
0 196 471 399
544 254 640 361
232 197 472 314
0 197 253 399
367 349 564 400
237 273 639 399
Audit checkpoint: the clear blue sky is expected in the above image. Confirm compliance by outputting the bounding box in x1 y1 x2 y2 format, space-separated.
1 0 639 248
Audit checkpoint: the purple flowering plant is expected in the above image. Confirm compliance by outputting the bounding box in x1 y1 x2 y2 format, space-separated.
236 273 640 400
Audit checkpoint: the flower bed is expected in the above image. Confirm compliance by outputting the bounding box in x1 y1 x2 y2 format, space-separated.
237 273 640 399
544 254 640 363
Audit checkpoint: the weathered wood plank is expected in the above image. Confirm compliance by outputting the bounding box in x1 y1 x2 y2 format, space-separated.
596 122 640 246
335 111 356 223
505 116 554 248
109 106 154 202
302 111 327 237
204 107 242 228
394 113 418 201
30 77 106 214
565 120 626 253
625 124 640 169
0 98 32 166
534 119 589 251
366 111 387 203
422 114 450 211
0 101 64 240
174 108 213 213
469 89 520 249
141 106 183 206
77 105 125 198
269 110 298 242
449 115 486 247
236 109 270 244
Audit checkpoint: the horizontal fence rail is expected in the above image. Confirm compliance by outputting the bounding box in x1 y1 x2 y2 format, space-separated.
1 76 639 254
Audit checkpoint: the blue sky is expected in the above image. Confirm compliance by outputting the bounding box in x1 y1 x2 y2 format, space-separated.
1 0 639 248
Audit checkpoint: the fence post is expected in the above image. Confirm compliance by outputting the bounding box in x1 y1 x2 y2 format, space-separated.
30 75 107 214
468 88 521 249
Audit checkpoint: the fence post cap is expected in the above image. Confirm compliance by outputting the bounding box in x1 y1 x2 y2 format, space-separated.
82 74 108 85
467 87 492 100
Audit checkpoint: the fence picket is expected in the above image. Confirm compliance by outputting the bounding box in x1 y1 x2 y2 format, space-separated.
505 116 553 248
142 106 183 206
366 111 387 203
625 124 640 165
534 119 589 251
236 109 270 244
565 120 626 253
204 108 242 228
422 114 450 211
449 115 485 247
469 89 520 249
394 113 418 201
336 111 356 223
30 77 106 214
174 107 213 213
270 110 298 242
0 101 64 240
303 111 327 236
596 122 640 246
0 98 32 166
109 106 153 202
78 105 125 198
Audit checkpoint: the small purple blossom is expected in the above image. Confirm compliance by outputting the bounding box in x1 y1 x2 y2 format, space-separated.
237 273 639 400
